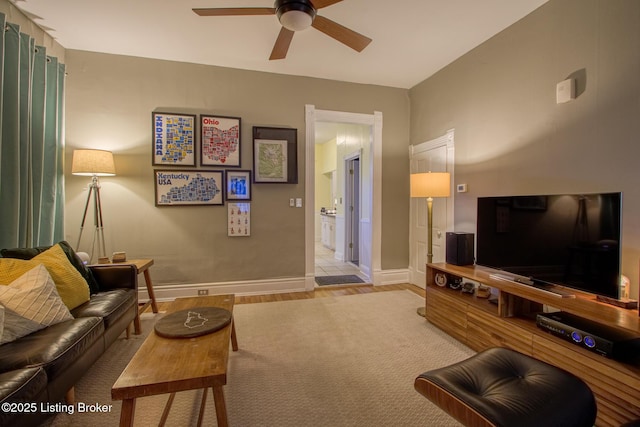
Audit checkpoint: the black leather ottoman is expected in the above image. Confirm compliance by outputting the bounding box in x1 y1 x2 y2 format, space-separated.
415 347 597 427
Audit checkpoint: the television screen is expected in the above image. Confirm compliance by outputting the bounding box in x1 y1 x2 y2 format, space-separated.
476 193 622 299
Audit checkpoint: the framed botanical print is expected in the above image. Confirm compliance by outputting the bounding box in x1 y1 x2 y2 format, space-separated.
226 170 251 201
154 170 224 206
201 115 241 167
252 126 297 183
152 112 196 166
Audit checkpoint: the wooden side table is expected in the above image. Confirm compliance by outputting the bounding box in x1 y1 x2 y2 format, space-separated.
121 258 158 334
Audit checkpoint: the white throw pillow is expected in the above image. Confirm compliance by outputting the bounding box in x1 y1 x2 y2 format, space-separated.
0 264 73 345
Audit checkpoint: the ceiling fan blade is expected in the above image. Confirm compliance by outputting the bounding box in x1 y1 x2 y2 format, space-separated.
270 27 295 60
193 7 275 17
311 15 372 52
312 0 344 9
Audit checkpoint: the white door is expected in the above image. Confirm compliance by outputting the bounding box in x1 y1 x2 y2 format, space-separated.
346 157 360 263
410 131 454 287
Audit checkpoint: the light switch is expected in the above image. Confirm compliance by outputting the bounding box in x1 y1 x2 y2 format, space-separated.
295 198 303 208
289 198 295 207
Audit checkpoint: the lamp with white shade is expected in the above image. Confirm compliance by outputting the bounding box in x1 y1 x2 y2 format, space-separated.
410 172 451 264
72 149 115 261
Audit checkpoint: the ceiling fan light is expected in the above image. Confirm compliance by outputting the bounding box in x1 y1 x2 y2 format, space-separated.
280 10 313 31
275 1 316 31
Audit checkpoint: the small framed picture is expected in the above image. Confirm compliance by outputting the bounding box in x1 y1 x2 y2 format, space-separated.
253 126 297 183
226 170 251 201
152 112 196 166
201 115 241 167
155 170 224 206
228 202 251 237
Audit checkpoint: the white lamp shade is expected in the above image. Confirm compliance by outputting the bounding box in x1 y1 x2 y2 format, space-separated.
72 149 116 176
280 10 313 31
410 172 451 198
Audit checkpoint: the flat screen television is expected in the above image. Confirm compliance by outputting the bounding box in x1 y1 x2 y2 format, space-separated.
476 192 622 299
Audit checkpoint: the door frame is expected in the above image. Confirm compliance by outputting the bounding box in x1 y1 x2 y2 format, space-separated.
409 129 455 286
305 105 383 290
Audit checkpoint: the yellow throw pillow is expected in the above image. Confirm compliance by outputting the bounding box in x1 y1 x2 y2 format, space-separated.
0 244 90 310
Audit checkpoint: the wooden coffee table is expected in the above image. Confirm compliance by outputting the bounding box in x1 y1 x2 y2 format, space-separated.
111 295 238 427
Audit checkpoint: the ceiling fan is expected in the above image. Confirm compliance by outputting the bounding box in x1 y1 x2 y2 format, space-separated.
193 0 372 60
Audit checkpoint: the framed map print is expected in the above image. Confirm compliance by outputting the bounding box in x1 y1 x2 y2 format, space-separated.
252 126 297 183
201 115 241 167
152 112 196 166
155 170 224 206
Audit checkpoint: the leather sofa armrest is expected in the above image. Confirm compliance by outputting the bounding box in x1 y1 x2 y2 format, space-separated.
89 264 137 291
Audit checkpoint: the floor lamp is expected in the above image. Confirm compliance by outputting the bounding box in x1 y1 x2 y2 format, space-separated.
72 149 116 261
410 171 451 316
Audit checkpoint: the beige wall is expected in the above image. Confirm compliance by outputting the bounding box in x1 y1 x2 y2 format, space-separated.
409 0 640 297
63 51 410 287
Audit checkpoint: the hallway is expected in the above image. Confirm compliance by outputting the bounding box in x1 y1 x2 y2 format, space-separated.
314 241 369 284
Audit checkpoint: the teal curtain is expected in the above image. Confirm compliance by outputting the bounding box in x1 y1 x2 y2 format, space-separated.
0 13 66 249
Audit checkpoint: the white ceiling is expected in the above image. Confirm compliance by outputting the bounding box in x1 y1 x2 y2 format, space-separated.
11 0 547 90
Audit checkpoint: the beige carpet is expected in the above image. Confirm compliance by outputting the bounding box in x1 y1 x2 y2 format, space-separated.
46 291 473 426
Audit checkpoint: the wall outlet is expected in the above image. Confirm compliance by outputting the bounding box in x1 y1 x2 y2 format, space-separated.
198 289 209 296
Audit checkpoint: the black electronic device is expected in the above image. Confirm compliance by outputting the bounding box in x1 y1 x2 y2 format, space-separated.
536 311 640 363
476 193 622 299
447 275 463 290
446 232 474 266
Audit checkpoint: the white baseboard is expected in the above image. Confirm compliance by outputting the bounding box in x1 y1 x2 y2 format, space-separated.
139 269 411 302
378 268 410 285
138 277 307 302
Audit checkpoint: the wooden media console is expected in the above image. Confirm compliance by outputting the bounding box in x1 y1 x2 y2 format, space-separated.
425 263 640 427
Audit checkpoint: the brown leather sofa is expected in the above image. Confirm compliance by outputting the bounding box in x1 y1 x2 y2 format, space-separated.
0 263 138 427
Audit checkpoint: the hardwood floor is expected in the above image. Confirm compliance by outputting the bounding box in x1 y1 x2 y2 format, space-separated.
145 283 425 312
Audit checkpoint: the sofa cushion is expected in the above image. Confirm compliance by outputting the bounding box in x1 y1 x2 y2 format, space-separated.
0 367 49 427
0 367 47 403
0 241 100 295
0 265 73 344
0 244 90 310
71 288 136 330
0 317 104 378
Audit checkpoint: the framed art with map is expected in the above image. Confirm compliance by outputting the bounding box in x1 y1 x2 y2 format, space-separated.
201 115 241 167
252 126 297 183
154 170 224 206
152 112 196 166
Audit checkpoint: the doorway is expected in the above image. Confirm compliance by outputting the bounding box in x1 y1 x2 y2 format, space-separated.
312 126 366 285
304 106 382 290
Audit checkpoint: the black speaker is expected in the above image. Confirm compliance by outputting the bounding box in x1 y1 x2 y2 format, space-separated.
446 232 474 266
